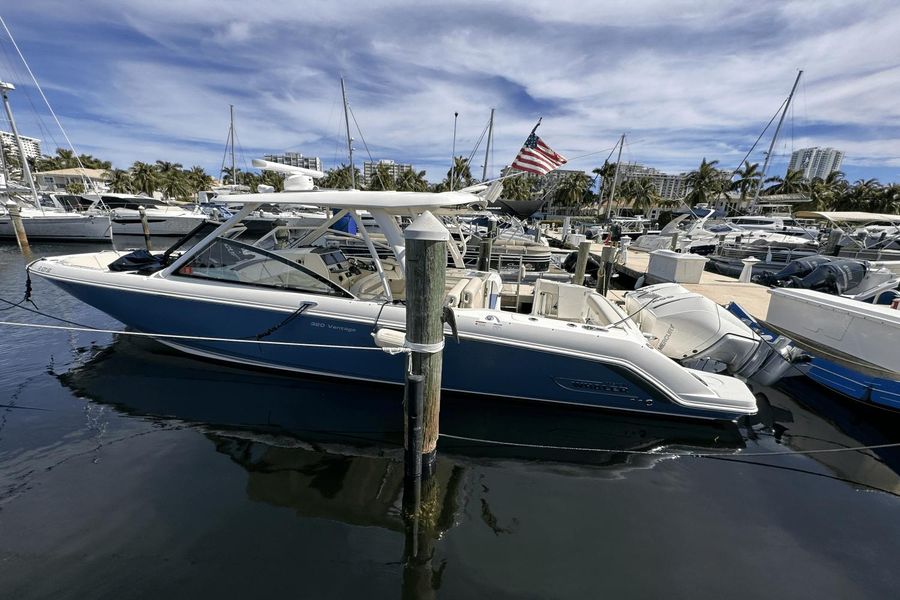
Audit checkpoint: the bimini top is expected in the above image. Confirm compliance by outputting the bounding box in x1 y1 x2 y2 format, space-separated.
217 189 481 210
794 211 900 224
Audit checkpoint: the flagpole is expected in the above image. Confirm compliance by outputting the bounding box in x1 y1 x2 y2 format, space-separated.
528 117 542 138
605 133 625 222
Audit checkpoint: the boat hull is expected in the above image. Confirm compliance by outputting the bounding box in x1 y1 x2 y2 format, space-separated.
38 273 744 420
0 214 112 241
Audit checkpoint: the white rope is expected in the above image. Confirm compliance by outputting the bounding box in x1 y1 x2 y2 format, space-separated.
0 319 401 351
439 432 900 457
404 339 445 354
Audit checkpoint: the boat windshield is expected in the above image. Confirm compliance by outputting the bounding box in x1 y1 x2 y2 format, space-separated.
174 238 350 297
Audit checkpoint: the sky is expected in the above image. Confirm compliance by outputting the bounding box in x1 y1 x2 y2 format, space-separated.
1 0 898 185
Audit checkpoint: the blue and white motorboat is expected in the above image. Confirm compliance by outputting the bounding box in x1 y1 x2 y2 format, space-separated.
27 188 757 421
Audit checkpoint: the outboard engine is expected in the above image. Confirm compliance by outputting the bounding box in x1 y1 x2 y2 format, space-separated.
785 258 868 295
624 283 798 385
755 255 833 287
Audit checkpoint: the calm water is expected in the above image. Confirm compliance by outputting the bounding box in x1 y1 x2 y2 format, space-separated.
2 241 900 599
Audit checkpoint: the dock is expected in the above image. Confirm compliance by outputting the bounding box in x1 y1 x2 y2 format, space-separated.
606 249 771 319
539 228 772 320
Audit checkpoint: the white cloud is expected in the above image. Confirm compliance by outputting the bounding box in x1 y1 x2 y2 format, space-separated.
1 0 898 183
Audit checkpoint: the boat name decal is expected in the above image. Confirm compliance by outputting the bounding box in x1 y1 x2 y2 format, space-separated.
310 321 357 333
554 377 631 395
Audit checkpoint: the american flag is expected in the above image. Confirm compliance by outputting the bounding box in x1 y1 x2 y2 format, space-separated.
511 131 567 175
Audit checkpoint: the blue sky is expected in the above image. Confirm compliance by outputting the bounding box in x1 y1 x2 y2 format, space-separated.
1 0 898 185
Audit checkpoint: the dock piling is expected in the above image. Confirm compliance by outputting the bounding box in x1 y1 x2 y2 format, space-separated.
669 231 680 252
138 206 153 251
573 240 591 285
5 201 30 255
403 211 447 495
597 245 617 295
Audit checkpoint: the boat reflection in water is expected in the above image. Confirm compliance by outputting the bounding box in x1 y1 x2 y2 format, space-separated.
55 335 900 596
59 335 744 526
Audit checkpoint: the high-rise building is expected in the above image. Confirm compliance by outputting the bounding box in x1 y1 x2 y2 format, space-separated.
362 159 412 187
0 130 42 163
787 147 844 180
617 163 688 200
262 152 322 171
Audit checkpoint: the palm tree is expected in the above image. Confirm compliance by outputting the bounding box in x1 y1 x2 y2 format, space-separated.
622 177 660 216
106 168 134 193
221 166 242 185
319 164 359 189
730 161 762 204
260 169 284 192
131 161 158 195
395 169 428 192
763 169 807 195
186 166 214 193
54 148 77 169
444 156 473 190
79 154 111 170
591 160 616 217
553 172 592 207
367 163 396 191
159 170 191 201
501 174 534 201
683 158 725 206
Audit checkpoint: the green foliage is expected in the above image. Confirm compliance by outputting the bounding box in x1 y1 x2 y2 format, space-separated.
367 163 396 191
684 158 726 206
319 164 360 189
443 156 474 191
395 168 428 192
553 172 592 206
500 174 535 201
65 181 85 194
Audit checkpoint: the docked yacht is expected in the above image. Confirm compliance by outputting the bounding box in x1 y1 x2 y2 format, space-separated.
0 192 111 242
84 193 208 237
28 189 756 421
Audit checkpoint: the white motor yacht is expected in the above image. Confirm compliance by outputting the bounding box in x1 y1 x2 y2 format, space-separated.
27 189 757 421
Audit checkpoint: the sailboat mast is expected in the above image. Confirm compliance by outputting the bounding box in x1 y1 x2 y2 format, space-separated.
482 108 494 182
0 81 39 206
605 133 625 221
340 78 356 188
229 104 236 185
750 70 803 210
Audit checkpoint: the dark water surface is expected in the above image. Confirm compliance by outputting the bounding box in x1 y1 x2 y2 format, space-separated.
2 241 900 599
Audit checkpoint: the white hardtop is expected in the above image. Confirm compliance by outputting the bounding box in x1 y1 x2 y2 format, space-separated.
215 189 480 211
795 211 900 224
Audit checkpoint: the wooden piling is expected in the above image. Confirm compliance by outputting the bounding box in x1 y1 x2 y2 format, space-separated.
572 240 591 286
138 206 153 251
596 245 617 295
403 211 447 488
669 231 680 252
532 220 542 243
5 201 30 255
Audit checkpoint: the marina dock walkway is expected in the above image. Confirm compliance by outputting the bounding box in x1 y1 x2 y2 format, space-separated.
542 229 772 320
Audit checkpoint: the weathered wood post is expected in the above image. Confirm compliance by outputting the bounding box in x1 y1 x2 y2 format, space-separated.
573 240 591 286
5 201 30 255
596 245 617 296
476 220 496 271
138 206 153 251
669 231 680 252
532 219 542 243
403 210 447 490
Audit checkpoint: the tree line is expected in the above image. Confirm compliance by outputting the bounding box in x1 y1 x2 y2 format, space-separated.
18 147 899 214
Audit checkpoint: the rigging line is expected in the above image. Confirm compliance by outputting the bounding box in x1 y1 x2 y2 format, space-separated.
566 144 621 163
0 38 61 153
726 96 789 182
0 16 95 191
346 103 386 189
0 319 406 351
438 432 900 458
